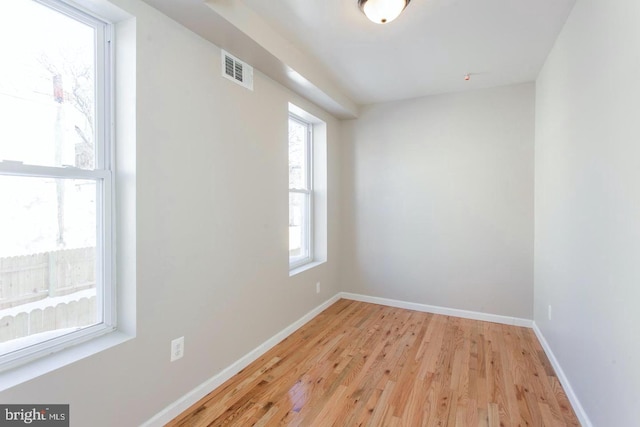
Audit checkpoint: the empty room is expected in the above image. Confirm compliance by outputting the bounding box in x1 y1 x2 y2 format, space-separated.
0 0 637 425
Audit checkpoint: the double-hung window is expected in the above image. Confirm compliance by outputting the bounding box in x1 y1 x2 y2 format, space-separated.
0 0 113 369
288 114 313 268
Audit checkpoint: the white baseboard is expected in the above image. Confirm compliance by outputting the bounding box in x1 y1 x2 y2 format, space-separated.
532 323 593 427
140 293 341 427
338 292 533 327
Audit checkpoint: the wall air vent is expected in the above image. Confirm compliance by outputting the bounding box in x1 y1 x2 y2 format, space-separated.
221 50 253 91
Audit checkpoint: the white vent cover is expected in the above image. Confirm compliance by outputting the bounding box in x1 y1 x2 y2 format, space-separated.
221 50 253 91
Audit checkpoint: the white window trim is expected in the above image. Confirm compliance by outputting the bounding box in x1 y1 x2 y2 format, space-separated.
0 0 116 372
289 113 314 270
288 103 328 277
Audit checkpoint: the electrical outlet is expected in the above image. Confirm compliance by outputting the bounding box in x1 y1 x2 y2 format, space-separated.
548 305 552 320
171 336 184 362
316 282 321 294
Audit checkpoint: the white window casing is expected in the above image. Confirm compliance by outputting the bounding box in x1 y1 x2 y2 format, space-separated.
288 103 328 275
289 113 314 269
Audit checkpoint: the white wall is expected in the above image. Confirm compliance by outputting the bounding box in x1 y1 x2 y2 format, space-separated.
534 0 640 424
0 0 342 425
341 83 535 319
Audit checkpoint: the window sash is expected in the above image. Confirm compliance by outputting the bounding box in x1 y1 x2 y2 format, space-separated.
288 114 312 192
289 191 312 269
0 0 114 371
29 0 112 172
289 188 311 195
0 180 114 372
0 321 116 372
0 163 110 180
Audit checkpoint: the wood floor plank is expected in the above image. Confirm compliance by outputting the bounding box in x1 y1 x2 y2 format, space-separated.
167 300 581 427
551 376 581 426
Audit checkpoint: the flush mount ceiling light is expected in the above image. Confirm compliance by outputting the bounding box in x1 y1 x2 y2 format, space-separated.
358 0 411 24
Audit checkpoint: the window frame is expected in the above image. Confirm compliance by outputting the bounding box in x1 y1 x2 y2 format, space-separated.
0 0 115 371
288 113 314 270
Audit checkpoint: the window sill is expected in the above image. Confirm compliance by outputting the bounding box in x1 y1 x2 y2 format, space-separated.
289 260 325 277
0 330 133 393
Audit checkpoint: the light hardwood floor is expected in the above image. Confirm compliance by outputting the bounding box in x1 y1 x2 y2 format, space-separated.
168 299 580 426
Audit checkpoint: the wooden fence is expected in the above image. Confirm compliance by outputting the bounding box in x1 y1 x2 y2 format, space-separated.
0 296 96 343
0 247 95 310
0 248 97 344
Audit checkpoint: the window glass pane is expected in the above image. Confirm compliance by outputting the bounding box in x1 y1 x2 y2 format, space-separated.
289 118 308 190
0 0 97 169
0 175 99 354
289 192 310 262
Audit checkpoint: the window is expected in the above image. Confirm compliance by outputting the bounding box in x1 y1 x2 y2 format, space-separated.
288 104 328 274
289 114 313 268
0 0 113 369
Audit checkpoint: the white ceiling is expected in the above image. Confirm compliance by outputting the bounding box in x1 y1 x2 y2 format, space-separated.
141 0 576 114
241 0 576 105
